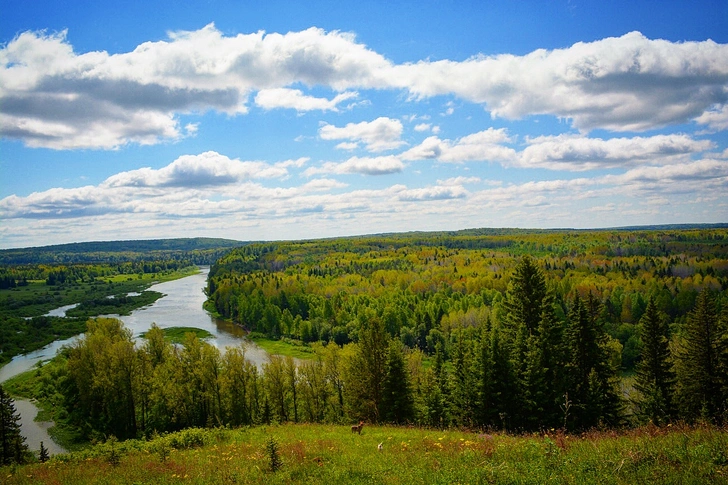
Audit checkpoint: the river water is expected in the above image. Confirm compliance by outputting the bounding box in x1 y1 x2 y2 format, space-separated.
0 267 270 456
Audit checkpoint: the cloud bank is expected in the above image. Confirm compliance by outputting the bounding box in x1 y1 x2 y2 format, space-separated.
2 26 727 149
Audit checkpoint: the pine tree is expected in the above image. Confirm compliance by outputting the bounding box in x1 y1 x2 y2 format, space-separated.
524 297 567 429
0 385 29 465
38 441 49 463
634 297 675 424
381 339 414 424
448 331 479 427
675 290 727 423
503 256 549 429
504 256 547 335
481 322 517 430
346 313 388 421
565 294 621 430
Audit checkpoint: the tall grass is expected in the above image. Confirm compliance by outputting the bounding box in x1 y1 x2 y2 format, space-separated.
3 423 726 484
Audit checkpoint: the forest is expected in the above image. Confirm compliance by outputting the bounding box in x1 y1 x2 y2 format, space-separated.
3 226 726 456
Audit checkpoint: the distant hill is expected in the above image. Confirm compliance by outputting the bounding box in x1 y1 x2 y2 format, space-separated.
0 237 247 265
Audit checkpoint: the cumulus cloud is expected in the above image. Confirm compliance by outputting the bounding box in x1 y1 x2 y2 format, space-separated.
3 26 725 149
695 104 728 132
304 155 404 176
518 134 714 171
2 154 727 246
104 151 290 187
392 32 728 131
401 128 516 163
319 117 405 152
0 25 392 149
400 129 714 171
254 88 357 112
394 184 469 201
610 159 728 184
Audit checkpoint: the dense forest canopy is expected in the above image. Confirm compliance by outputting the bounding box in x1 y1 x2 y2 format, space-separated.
208 227 728 353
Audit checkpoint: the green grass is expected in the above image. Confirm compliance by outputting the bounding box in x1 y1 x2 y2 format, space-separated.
2 423 727 484
140 327 214 345
247 334 316 360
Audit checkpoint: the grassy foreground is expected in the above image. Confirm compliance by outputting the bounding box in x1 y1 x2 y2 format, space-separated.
3 424 727 484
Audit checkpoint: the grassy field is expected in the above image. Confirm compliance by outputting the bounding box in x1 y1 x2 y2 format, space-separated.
247 333 317 360
2 423 726 484
140 326 215 345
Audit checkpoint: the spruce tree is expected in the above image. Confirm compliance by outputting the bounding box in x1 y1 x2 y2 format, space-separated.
634 297 675 424
565 294 621 430
675 290 726 423
483 323 517 430
524 297 567 429
503 256 548 429
347 313 388 421
38 441 49 463
0 385 29 465
504 256 547 335
381 339 414 424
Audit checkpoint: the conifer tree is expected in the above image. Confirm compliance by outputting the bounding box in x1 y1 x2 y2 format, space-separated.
524 297 567 429
504 255 547 335
565 294 621 430
381 339 414 424
634 297 675 424
346 313 388 421
448 331 479 427
38 441 49 463
675 290 727 423
0 385 29 465
503 256 548 429
482 322 517 430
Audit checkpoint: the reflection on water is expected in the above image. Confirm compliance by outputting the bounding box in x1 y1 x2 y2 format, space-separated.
44 303 79 317
14 399 66 456
1 266 271 456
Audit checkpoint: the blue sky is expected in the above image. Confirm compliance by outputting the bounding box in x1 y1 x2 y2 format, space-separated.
1 0 727 248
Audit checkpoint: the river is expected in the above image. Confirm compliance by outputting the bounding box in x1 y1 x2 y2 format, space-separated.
0 267 269 456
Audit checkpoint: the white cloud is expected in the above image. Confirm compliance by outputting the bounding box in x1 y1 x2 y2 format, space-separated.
254 88 357 112
609 158 728 184
319 117 405 152
394 184 468 201
695 104 728 132
401 128 516 163
3 27 725 149
305 155 404 176
438 176 481 186
518 134 713 171
104 151 289 187
392 32 728 131
414 123 431 132
335 142 360 150
400 129 714 171
2 154 727 247
0 25 393 149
